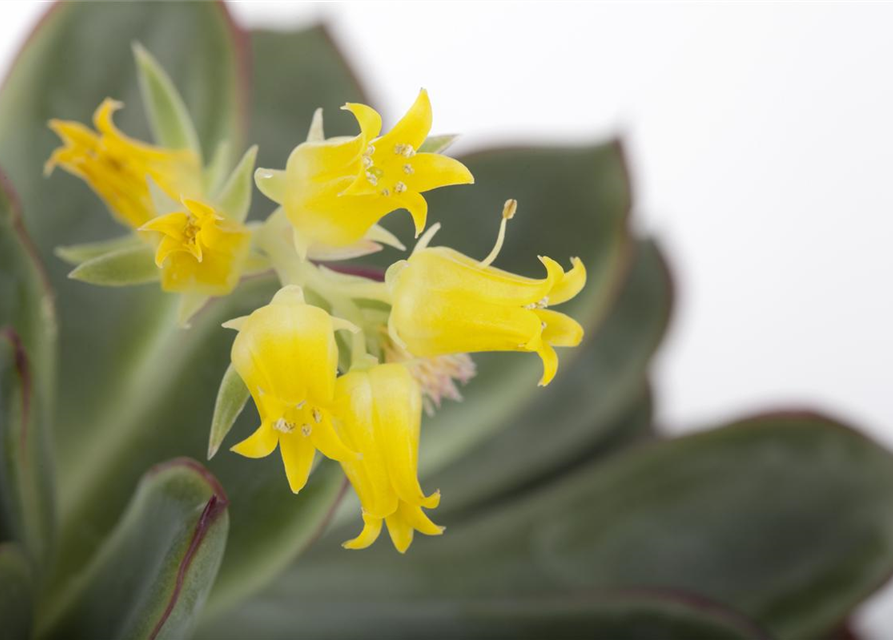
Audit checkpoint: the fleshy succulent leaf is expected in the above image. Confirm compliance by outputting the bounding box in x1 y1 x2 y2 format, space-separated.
268 413 893 640
0 542 34 640
207 364 250 460
133 41 202 156
39 458 229 640
68 245 160 287
199 589 770 640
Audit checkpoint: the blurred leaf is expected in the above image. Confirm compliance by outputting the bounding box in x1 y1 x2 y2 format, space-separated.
205 460 346 617
68 244 160 286
0 172 55 417
55 234 143 266
274 414 893 640
207 364 249 460
133 41 201 155
0 330 54 567
40 458 229 640
0 1 246 495
201 589 770 640
0 542 34 640
429 239 670 519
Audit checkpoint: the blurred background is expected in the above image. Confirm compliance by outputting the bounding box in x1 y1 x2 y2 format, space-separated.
2 1 891 636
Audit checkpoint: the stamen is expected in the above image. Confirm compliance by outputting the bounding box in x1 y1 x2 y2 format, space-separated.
301 424 312 437
362 156 373 168
403 164 414 175
394 144 406 155
296 400 306 409
381 188 390 197
394 181 407 194
480 199 518 267
365 171 378 186
402 145 415 158
363 145 375 156
274 418 295 434
312 408 322 424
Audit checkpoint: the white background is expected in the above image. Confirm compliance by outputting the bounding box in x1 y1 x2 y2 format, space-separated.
2 2 892 636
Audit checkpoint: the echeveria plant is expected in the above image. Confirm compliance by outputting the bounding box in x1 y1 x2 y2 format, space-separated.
1 3 892 640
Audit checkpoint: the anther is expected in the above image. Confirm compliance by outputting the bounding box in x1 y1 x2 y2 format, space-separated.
312 408 322 424
394 181 407 194
401 145 415 158
365 171 378 186
301 424 312 437
381 188 390 197
274 418 295 434
363 145 375 156
362 156 374 168
403 164 414 175
296 400 306 409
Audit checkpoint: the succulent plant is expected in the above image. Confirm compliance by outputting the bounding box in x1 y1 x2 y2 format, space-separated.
1 3 892 639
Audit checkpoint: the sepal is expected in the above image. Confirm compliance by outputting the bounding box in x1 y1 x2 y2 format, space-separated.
68 244 159 286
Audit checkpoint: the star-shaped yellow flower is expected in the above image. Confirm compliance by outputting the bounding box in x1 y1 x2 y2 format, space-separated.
255 89 473 257
140 198 251 296
45 98 202 229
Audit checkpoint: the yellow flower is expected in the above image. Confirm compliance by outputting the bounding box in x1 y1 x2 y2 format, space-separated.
224 286 359 493
333 363 442 553
255 89 473 257
139 198 251 296
45 98 202 228
386 202 587 387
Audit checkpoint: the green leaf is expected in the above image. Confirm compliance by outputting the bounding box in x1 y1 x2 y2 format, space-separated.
419 134 458 154
55 234 143 266
199 589 770 640
0 331 54 568
0 542 35 640
207 364 250 460
280 414 893 640
0 172 55 420
68 244 160 287
204 460 346 617
0 1 246 497
39 458 229 640
133 41 201 155
214 145 258 223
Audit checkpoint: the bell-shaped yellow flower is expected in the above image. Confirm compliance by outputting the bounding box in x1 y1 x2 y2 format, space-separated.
45 98 202 229
333 363 443 553
386 203 587 387
139 198 250 296
224 286 359 493
255 89 473 257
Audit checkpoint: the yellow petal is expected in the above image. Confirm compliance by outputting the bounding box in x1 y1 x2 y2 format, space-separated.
279 433 316 493
549 256 587 306
403 153 474 193
535 340 559 387
230 423 279 458
392 190 428 238
309 414 357 462
342 103 382 140
154 235 184 267
384 508 414 554
535 309 584 347
342 513 384 550
401 503 444 536
377 89 432 152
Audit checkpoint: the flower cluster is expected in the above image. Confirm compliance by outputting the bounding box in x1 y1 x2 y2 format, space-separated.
46 46 586 552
